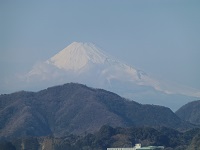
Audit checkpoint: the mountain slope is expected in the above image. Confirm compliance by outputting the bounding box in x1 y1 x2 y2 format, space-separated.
47 42 107 71
2 126 200 150
0 83 192 139
26 42 161 92
176 100 200 125
19 42 200 111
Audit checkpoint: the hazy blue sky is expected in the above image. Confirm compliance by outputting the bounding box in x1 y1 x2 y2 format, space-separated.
1 0 200 92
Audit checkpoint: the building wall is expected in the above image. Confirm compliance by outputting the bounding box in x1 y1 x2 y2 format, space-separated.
107 148 136 150
107 146 164 150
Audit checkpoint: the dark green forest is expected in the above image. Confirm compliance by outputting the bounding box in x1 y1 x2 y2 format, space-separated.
1 83 200 150
1 125 200 150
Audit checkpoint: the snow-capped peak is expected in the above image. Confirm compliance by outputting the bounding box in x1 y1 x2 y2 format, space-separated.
28 42 162 92
46 42 108 71
16 41 200 110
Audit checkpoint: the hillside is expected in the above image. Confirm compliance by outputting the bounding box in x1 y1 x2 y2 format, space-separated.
176 100 200 125
3 42 199 111
0 83 193 139
1 126 200 150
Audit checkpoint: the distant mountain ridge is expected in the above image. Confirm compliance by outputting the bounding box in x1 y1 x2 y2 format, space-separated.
1 126 200 150
176 100 200 125
0 83 193 139
26 42 161 92
18 42 199 111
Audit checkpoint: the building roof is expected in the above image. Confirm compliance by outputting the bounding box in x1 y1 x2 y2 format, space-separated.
137 146 164 150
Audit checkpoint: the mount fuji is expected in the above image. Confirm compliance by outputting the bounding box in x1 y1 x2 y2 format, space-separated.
21 42 200 110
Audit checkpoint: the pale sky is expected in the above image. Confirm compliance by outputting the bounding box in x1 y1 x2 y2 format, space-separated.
0 0 200 93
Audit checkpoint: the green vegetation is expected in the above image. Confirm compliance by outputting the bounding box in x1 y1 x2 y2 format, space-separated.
0 83 194 139
176 100 200 125
1 83 200 149
1 125 200 150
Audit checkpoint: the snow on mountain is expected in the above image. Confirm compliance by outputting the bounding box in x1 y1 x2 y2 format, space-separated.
26 42 165 93
24 42 200 110
46 42 107 71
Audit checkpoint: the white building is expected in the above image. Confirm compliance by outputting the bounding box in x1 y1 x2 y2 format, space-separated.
107 144 164 150
107 144 141 150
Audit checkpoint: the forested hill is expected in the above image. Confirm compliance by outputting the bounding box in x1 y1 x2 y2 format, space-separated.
176 100 200 125
0 83 194 139
1 126 200 150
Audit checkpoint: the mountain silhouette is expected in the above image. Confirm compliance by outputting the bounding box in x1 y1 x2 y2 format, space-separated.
0 83 193 139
